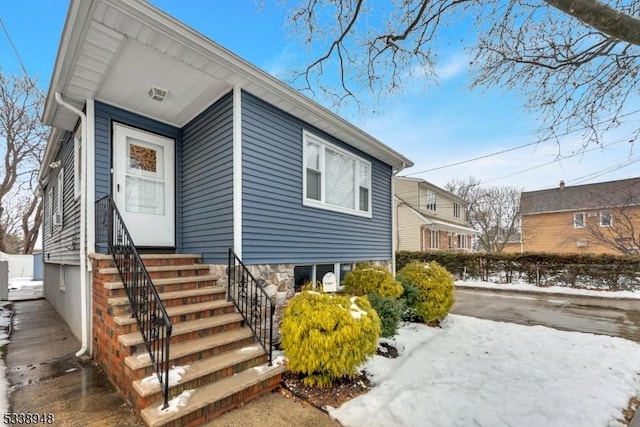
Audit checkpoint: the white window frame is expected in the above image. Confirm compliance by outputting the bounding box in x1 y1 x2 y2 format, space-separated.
600 211 612 227
74 133 82 200
458 234 467 249
425 190 437 211
48 189 54 236
573 212 585 229
302 131 372 218
295 262 355 292
453 202 461 218
54 168 64 227
430 229 440 249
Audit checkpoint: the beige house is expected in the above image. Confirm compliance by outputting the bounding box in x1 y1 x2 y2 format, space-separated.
520 178 640 255
395 177 478 251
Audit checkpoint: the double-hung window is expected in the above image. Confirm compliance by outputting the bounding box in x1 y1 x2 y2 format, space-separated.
303 131 372 217
600 211 612 227
573 212 584 228
453 202 461 219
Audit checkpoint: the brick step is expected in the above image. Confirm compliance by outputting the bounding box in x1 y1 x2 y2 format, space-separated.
140 362 285 427
108 287 225 317
132 344 267 406
125 328 256 376
118 313 244 349
91 253 203 269
102 275 221 298
99 264 212 281
113 300 237 335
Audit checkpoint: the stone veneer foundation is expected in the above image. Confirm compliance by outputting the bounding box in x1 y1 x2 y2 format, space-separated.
208 260 393 343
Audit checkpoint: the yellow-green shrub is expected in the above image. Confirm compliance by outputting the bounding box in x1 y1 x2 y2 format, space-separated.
397 261 455 323
281 291 381 387
342 264 403 299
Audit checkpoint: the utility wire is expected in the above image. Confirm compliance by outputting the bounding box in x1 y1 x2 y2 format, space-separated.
0 16 36 87
568 156 640 185
402 109 640 177
481 137 630 184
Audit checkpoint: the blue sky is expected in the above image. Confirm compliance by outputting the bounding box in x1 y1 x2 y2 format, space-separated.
0 1 637 192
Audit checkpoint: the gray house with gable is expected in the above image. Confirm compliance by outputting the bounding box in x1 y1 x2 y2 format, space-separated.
38 0 412 423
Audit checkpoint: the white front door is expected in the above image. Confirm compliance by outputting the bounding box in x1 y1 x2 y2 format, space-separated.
113 123 175 247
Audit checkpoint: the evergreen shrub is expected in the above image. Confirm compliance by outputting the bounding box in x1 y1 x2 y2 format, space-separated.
342 264 403 299
367 293 403 338
281 291 381 387
397 261 455 323
398 277 421 321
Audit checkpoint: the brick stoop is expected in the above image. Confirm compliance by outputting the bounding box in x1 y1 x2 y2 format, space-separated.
91 253 284 427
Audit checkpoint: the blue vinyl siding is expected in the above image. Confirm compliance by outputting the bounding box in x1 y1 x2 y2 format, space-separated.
178 93 234 263
241 91 393 264
43 130 81 265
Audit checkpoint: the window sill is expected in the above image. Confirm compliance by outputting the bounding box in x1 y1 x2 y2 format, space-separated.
303 199 372 218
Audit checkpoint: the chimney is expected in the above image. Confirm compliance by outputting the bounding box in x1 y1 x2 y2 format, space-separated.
559 180 565 190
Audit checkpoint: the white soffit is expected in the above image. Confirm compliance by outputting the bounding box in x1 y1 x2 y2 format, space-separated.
96 39 229 127
48 0 413 169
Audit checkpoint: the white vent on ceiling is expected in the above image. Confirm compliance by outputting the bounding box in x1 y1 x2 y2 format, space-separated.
148 86 168 102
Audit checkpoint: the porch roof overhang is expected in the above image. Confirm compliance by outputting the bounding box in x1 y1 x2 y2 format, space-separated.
40 0 413 183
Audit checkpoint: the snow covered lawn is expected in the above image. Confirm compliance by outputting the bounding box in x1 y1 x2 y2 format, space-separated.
457 279 640 299
8 277 43 301
330 315 640 427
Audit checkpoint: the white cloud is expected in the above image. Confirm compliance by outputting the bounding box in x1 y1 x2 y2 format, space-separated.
435 53 468 81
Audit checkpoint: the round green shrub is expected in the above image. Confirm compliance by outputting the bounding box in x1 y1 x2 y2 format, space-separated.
397 261 455 323
367 293 403 338
281 291 381 387
398 277 421 321
343 264 403 299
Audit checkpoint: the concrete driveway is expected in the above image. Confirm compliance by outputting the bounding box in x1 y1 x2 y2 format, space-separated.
452 287 640 342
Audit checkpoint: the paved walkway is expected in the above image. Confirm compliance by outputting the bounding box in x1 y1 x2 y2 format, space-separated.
5 299 337 427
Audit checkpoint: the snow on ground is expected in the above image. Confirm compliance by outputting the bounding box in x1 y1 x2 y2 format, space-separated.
457 279 640 299
8 277 43 301
330 315 640 427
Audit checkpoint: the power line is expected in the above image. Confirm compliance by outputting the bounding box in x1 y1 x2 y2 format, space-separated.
481 137 630 184
568 156 640 185
0 16 30 77
402 109 640 177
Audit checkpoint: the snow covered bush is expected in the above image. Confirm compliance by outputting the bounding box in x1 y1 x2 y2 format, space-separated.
281 291 381 387
342 264 403 299
397 261 455 323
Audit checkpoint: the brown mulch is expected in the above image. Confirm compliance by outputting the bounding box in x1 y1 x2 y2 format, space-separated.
281 370 371 410
280 342 401 410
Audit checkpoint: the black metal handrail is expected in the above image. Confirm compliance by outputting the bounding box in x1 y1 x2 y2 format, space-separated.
227 249 275 365
96 195 172 409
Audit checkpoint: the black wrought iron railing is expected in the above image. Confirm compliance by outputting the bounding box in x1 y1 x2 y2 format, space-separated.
95 195 172 409
227 249 275 365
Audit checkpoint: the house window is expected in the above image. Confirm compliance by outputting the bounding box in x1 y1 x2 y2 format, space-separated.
294 263 355 292
448 233 454 250
54 169 64 228
303 131 372 217
573 212 584 228
453 202 461 219
59 265 66 293
600 211 612 227
425 190 437 211
458 234 467 249
430 229 440 249
74 133 82 200
48 189 54 236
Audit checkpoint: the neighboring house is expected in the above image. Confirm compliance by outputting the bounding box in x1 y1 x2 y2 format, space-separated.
38 0 412 424
520 178 640 255
501 233 523 254
394 177 478 252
